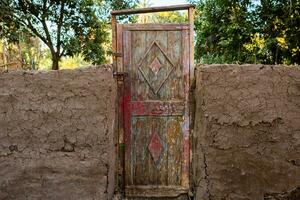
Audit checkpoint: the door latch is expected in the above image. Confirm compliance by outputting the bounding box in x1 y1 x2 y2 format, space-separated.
112 51 126 80
112 52 123 57
113 71 127 78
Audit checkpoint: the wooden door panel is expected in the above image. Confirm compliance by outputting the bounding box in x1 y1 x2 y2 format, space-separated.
120 24 190 198
130 30 184 101
130 116 183 186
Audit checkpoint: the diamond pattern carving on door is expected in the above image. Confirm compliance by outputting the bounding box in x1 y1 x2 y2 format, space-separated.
149 57 163 75
138 41 175 95
148 130 166 168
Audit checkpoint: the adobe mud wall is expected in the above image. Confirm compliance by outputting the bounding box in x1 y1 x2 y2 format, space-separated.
0 66 116 200
193 64 300 200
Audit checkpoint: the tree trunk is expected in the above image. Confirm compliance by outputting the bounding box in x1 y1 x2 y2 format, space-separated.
51 53 59 70
3 41 7 70
17 41 23 69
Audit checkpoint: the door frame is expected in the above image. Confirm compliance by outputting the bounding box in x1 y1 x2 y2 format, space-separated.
111 4 195 199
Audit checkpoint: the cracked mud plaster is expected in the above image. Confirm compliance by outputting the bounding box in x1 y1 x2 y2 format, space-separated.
192 64 300 200
0 66 116 200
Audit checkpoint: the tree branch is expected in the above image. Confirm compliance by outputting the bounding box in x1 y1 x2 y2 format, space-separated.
60 47 66 57
25 19 47 45
14 14 48 45
40 0 54 52
22 16 55 54
15 0 54 54
41 20 54 50
57 0 65 56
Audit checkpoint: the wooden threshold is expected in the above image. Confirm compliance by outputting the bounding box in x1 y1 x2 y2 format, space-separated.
125 185 188 197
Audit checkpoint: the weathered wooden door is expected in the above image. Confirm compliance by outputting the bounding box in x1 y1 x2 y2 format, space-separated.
112 5 194 199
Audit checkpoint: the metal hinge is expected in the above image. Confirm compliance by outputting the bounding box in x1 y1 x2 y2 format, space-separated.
112 52 123 57
113 71 127 78
112 51 124 80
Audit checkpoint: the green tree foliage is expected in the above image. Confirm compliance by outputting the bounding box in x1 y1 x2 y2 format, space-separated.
0 35 43 70
257 0 300 64
0 0 137 70
194 0 255 64
193 0 300 65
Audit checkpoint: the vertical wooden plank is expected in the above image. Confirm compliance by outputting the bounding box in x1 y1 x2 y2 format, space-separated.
133 117 150 185
166 30 183 186
118 78 125 194
188 7 195 83
153 31 169 185
181 29 190 188
134 30 150 101
112 15 117 72
167 117 183 185
112 15 122 195
117 24 123 73
155 31 168 100
131 31 138 185
144 31 165 185
131 31 138 102
123 30 133 186
131 30 154 185
150 116 167 185
166 31 180 186
132 31 147 101
167 31 183 100
116 25 124 160
188 7 194 192
145 31 158 101
131 31 148 185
